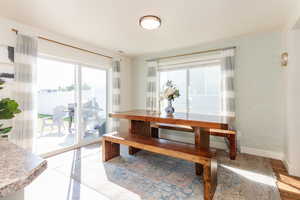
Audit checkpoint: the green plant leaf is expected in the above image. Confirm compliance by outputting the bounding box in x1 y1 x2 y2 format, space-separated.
0 126 12 134
0 98 22 120
0 81 21 134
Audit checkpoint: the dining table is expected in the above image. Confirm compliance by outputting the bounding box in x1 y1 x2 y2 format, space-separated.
109 109 233 174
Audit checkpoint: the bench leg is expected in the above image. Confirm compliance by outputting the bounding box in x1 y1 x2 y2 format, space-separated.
203 159 218 200
194 127 209 176
129 147 141 155
228 134 237 160
151 127 159 138
102 139 120 162
128 120 151 155
195 163 203 176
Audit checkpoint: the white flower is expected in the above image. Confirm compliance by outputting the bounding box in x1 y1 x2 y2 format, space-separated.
164 88 175 99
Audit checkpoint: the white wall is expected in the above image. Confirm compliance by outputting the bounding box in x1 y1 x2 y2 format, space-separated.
0 17 133 132
132 30 286 159
282 0 300 176
285 26 300 177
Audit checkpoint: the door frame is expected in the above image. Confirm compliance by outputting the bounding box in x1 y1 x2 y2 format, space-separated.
77 64 109 146
36 56 109 157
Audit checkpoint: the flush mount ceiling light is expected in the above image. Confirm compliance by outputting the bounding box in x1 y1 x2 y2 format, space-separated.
139 15 161 30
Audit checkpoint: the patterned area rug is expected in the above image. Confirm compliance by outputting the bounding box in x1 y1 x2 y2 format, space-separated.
99 146 281 200
42 144 282 200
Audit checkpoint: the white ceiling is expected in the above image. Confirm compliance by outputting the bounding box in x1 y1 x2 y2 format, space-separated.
0 0 298 56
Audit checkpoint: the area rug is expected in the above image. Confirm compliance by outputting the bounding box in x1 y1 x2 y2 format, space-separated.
98 147 281 200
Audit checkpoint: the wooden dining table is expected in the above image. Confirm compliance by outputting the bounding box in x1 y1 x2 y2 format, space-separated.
109 109 232 173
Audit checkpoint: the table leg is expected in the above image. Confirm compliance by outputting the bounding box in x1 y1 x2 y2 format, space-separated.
194 127 210 176
150 126 159 138
228 134 237 160
128 120 151 155
68 116 73 133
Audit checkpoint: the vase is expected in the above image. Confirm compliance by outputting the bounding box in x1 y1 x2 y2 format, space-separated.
165 100 175 115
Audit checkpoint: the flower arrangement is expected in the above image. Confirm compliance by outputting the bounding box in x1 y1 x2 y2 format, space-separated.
161 80 180 115
161 80 180 101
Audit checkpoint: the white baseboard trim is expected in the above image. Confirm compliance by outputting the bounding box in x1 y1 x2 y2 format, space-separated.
239 146 284 160
283 159 300 177
209 142 284 160
210 141 228 150
283 159 290 172
160 132 284 160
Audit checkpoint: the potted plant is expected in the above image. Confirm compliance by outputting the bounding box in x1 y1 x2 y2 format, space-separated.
161 80 180 115
0 79 21 140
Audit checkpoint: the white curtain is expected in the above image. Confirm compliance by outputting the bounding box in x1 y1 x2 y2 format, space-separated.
111 60 121 131
146 61 158 112
10 34 38 151
156 49 236 118
221 49 236 118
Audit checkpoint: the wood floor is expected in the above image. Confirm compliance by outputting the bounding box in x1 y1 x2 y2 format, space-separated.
271 159 300 200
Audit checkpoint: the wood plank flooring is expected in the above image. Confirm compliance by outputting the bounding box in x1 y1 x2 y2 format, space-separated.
271 159 300 200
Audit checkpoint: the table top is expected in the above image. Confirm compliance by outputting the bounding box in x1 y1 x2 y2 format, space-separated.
109 110 233 129
0 140 47 197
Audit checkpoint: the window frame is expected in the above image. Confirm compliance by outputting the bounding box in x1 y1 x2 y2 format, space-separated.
158 60 222 115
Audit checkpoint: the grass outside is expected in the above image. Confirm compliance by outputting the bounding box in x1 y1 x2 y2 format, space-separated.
38 114 71 121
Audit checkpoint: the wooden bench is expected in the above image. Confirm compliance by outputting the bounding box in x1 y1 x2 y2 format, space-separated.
103 132 218 200
150 123 237 160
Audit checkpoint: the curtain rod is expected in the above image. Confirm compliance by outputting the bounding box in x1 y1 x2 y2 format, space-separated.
11 28 113 59
146 46 236 62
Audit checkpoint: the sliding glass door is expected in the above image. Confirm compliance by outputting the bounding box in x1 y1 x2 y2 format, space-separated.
35 58 77 154
80 66 107 143
35 57 107 155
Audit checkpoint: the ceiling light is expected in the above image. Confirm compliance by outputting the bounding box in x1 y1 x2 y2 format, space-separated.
139 15 161 30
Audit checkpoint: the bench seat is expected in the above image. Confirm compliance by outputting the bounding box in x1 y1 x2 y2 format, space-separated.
103 132 214 164
150 123 237 160
102 131 218 200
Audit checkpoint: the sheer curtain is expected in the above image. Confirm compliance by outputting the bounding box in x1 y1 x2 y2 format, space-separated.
146 61 158 112
111 60 121 131
221 49 236 118
10 34 38 151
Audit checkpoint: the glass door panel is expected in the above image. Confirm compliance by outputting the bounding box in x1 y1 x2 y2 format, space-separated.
80 66 107 142
35 58 77 154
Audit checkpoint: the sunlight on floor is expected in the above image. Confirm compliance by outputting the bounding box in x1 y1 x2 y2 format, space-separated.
278 173 300 190
222 165 276 186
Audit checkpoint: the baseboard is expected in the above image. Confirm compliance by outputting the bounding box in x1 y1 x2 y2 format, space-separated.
160 132 284 160
283 159 290 172
283 159 300 177
210 141 228 150
240 146 284 160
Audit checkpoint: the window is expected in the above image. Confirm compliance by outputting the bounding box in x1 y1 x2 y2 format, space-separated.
160 69 187 112
189 65 221 115
159 62 221 115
